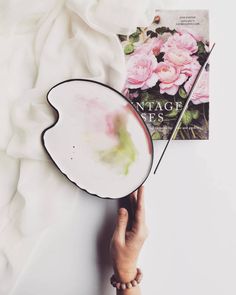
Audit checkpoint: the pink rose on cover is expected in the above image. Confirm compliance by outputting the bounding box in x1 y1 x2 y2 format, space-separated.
178 28 203 42
161 31 198 54
135 37 163 56
184 69 209 105
181 56 201 77
156 61 188 95
126 54 158 90
164 48 193 66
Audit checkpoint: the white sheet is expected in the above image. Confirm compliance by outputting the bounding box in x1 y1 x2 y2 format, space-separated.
0 0 164 294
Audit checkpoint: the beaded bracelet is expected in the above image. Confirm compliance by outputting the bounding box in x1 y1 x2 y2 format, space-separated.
110 268 143 291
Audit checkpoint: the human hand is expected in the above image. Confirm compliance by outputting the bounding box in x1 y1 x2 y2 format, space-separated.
110 186 148 283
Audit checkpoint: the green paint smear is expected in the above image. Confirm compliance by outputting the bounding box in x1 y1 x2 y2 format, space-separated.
99 114 137 175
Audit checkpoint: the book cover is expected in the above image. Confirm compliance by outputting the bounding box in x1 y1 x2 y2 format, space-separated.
119 10 210 140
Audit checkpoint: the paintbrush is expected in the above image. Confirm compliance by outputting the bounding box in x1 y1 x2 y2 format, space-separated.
153 43 216 174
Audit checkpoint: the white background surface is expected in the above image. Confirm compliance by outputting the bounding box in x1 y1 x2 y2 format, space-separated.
6 0 236 295
144 1 236 294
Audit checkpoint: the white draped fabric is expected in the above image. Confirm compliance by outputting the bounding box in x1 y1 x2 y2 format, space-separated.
0 0 163 294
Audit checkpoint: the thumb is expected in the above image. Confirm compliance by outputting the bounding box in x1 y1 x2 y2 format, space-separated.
115 208 129 242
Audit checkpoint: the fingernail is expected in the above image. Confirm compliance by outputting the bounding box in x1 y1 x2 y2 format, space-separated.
119 208 127 216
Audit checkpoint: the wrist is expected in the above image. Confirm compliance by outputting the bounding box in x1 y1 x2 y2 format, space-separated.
114 265 137 282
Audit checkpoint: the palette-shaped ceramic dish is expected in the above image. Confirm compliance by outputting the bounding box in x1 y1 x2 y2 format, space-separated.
42 79 153 199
